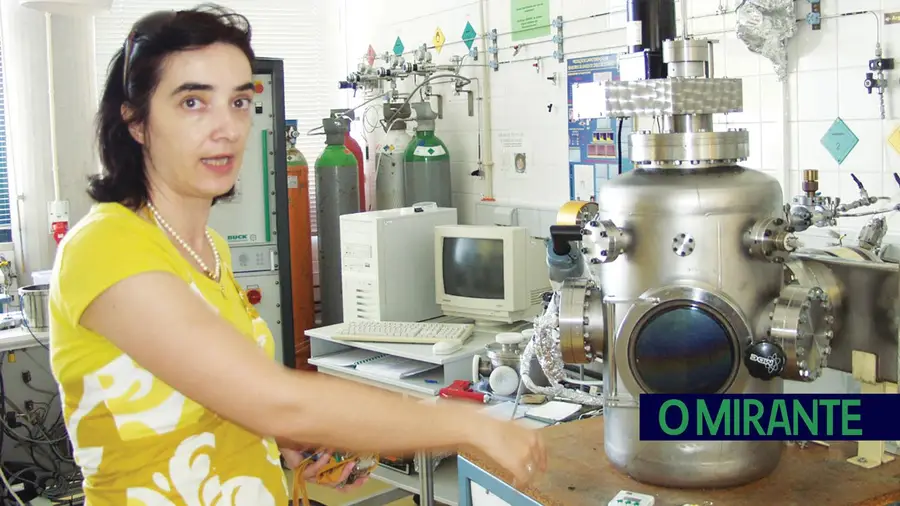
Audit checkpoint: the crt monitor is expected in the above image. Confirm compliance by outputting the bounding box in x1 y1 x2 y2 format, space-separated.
434 225 550 325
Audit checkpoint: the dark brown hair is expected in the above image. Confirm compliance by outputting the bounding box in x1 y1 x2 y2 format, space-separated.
90 3 255 209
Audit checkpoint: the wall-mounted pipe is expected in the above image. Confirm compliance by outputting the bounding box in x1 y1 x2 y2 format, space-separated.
355 10 624 62
45 12 60 203
479 0 495 200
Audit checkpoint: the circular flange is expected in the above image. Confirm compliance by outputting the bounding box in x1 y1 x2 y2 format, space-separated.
629 130 750 169
616 285 751 396
745 216 798 263
557 278 605 364
582 220 630 264
662 38 710 78
672 233 695 257
662 38 710 65
767 284 835 382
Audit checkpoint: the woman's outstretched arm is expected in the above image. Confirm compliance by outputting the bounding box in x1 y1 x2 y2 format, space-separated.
80 271 545 481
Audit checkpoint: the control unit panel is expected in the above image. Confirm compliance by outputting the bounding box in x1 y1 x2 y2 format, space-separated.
208 60 294 366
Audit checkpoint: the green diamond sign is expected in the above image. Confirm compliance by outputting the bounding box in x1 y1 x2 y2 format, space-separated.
427 148 435 155
393 36 405 56
820 118 858 165
462 21 477 49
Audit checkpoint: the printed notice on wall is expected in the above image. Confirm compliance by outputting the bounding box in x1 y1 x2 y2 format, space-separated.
572 165 596 202
499 131 529 178
510 0 550 42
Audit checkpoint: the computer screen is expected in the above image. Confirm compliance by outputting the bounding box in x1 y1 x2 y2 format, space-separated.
434 225 550 324
441 237 505 300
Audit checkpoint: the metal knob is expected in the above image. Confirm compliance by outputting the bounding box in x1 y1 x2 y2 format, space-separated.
744 340 786 381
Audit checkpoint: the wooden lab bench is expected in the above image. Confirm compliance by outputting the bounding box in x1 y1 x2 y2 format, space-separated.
457 417 900 506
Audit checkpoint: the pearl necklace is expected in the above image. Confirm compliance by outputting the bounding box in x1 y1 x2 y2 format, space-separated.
146 201 221 281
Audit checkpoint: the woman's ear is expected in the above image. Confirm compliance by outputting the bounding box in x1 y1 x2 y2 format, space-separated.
121 103 145 145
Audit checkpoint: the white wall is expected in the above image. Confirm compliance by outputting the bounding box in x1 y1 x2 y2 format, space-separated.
342 0 900 246
0 0 97 283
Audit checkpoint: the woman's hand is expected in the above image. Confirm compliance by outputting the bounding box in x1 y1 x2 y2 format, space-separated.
280 447 309 470
473 419 547 484
281 448 369 491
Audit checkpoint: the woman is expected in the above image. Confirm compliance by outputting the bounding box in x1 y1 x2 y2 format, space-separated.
48 5 546 505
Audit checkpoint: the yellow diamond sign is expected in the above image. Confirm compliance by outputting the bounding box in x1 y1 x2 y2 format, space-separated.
433 27 446 54
889 125 900 155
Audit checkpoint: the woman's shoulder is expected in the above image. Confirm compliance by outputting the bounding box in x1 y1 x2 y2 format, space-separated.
55 203 174 276
62 203 156 250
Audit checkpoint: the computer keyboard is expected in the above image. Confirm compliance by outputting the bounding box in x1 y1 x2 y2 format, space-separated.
334 320 475 344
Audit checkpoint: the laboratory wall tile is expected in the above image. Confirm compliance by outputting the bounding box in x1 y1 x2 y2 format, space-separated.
797 70 839 122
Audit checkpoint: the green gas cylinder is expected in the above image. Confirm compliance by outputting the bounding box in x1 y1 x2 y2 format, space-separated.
314 117 360 325
403 102 451 207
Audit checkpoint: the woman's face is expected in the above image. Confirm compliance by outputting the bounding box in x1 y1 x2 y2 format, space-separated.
130 42 254 201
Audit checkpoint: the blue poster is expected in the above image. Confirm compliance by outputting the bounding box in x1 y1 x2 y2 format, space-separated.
566 54 633 201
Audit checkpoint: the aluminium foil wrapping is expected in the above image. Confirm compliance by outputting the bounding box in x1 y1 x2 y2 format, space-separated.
735 0 798 81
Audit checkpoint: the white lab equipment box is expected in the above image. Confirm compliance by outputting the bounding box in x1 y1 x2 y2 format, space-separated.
340 207 458 322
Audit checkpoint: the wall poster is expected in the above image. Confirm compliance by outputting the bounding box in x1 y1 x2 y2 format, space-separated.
566 53 633 201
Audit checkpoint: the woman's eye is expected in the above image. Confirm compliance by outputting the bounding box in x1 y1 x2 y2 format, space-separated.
234 98 251 109
183 98 202 109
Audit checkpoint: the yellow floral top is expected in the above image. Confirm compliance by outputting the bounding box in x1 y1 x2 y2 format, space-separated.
49 203 288 505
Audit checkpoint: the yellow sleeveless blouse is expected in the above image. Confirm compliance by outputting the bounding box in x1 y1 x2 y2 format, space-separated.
48 202 288 505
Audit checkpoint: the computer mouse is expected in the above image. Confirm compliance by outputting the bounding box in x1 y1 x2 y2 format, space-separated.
433 340 463 355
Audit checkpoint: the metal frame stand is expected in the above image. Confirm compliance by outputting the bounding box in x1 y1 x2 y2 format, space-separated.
417 451 436 506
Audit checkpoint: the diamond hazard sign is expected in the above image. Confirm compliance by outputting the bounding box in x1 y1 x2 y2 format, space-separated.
433 27 446 53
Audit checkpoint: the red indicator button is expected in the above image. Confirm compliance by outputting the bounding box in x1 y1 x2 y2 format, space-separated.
247 289 262 305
